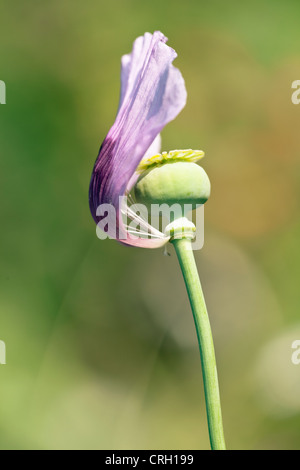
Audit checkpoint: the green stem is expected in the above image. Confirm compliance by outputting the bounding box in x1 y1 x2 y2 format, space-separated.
172 237 226 450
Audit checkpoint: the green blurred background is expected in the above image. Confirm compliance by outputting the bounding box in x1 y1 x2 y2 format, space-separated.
1 0 300 450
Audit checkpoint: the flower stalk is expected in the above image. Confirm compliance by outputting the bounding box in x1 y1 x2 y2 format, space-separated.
171 235 226 450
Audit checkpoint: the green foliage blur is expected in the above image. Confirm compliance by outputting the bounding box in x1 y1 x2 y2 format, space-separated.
1 0 300 450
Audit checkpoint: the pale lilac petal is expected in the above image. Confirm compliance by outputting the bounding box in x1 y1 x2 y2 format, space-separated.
89 31 187 247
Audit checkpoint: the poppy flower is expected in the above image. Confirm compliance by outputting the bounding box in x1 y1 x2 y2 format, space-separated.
89 31 188 248
88 32 226 450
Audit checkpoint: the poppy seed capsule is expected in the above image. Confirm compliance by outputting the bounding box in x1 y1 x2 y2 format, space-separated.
133 161 211 212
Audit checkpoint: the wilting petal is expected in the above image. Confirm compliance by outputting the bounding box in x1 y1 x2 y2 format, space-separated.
89 31 187 248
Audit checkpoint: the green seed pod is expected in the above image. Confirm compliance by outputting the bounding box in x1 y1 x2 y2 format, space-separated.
133 159 211 212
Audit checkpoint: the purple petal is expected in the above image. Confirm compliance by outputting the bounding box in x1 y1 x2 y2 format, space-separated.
89 31 187 247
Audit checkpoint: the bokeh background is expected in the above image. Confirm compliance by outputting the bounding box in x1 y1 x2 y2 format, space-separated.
1 0 300 450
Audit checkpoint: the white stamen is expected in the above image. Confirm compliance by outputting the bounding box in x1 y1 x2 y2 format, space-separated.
121 197 168 240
